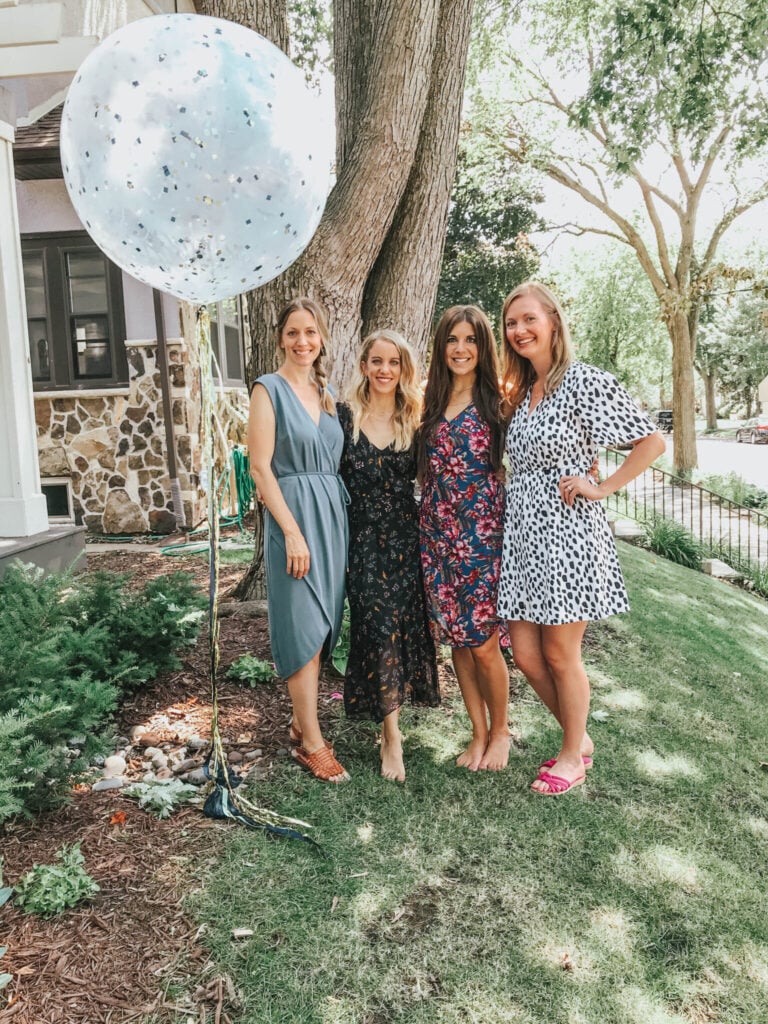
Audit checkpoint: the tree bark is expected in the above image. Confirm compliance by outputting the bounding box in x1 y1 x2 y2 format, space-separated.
668 310 698 475
361 0 475 354
702 370 717 430
196 0 289 53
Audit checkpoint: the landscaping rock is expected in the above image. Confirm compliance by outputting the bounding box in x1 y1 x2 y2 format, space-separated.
155 767 173 780
113 735 130 748
92 777 125 792
186 735 208 752
242 749 263 760
247 765 270 782
142 746 163 759
173 757 202 775
103 755 127 778
184 767 209 786
227 751 244 765
151 752 168 770
129 725 147 741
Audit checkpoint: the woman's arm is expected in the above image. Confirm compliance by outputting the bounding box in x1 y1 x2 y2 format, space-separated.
247 384 311 579
559 431 666 507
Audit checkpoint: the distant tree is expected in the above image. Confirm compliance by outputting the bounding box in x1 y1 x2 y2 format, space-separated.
698 292 768 419
493 0 768 474
436 147 542 322
563 248 671 409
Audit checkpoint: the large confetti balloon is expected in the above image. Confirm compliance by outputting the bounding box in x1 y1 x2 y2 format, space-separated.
60 13 333 304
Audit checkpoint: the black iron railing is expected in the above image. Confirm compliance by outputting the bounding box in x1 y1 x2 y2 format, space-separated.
601 447 768 570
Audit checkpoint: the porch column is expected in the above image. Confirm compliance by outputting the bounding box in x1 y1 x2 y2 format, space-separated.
0 87 48 537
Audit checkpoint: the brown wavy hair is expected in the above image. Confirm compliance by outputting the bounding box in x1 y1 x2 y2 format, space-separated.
416 305 504 480
500 281 572 418
276 296 335 415
345 329 423 452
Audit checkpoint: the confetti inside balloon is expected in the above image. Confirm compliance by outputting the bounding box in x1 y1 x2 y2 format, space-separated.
60 13 333 304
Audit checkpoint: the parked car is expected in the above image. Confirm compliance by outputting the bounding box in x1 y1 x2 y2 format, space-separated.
735 416 768 444
653 409 673 433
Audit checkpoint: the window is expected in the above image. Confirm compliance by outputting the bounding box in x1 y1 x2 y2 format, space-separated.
21 232 127 391
209 295 247 386
41 479 74 521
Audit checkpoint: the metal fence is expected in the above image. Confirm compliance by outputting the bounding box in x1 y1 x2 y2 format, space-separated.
601 447 768 571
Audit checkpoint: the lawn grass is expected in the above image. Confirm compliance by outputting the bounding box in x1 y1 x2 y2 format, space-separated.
184 543 768 1024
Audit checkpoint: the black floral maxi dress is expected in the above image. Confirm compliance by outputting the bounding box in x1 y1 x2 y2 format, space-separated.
338 404 440 723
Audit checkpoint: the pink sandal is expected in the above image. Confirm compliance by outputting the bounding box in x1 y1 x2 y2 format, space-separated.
531 770 585 796
539 755 593 771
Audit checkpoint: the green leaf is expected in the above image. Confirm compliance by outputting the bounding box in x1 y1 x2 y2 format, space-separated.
0 888 12 908
0 973 13 990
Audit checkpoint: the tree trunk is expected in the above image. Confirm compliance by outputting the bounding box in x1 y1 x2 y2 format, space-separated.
361 0 475 354
668 310 698 475
702 370 717 431
198 0 475 599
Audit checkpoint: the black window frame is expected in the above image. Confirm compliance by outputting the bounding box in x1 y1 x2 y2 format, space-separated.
21 231 128 392
209 295 247 387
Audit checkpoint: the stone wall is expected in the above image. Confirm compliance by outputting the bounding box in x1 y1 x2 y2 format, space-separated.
35 338 249 535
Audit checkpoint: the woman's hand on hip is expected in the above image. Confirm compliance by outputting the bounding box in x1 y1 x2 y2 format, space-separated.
285 531 311 578
559 474 605 506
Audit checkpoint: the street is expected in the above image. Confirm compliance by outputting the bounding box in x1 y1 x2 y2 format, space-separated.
666 437 768 489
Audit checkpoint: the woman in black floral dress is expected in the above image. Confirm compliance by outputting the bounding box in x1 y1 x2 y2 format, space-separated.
338 330 439 782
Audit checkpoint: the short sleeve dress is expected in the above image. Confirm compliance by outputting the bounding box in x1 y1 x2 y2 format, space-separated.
255 374 349 679
338 404 439 723
419 405 507 648
497 361 656 625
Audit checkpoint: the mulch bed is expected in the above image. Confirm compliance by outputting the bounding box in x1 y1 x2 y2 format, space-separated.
0 544 335 1024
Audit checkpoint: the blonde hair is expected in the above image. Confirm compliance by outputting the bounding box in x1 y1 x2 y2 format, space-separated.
345 329 423 452
276 296 335 415
500 281 572 417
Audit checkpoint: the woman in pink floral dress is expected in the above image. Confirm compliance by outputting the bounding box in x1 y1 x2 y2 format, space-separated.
417 306 510 772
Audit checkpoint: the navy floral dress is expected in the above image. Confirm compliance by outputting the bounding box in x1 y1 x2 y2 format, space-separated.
338 404 440 723
419 405 507 648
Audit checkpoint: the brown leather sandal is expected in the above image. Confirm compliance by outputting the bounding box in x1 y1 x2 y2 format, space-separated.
291 744 349 783
289 724 334 754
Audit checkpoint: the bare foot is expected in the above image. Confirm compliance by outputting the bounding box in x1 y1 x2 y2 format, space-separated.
479 732 511 771
456 735 487 771
380 730 405 783
531 756 584 794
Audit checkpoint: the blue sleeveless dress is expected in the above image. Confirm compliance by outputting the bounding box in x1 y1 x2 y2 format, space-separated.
255 374 349 678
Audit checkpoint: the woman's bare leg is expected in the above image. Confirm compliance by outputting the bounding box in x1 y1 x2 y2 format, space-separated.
472 632 511 771
509 620 593 760
287 650 348 782
380 707 405 782
531 621 590 791
451 646 489 770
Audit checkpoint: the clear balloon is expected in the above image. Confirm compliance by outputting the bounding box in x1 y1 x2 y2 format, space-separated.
60 14 333 305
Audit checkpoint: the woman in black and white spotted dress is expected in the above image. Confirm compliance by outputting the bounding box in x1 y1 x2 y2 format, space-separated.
497 281 665 796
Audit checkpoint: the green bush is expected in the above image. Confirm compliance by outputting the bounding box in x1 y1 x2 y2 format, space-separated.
0 565 205 822
13 842 99 915
226 654 277 685
642 517 703 570
697 471 768 510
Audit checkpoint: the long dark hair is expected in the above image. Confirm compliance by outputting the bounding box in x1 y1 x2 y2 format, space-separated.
416 305 504 479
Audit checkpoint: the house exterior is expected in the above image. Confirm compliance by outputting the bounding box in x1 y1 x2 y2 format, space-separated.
759 374 768 414
1 0 250 572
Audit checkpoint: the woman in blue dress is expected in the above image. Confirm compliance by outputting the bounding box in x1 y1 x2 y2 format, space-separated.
248 297 350 784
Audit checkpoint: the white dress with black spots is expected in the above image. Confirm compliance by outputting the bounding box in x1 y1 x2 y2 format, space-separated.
497 362 656 625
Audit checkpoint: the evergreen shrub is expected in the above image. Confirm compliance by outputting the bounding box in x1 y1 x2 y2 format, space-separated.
0 564 205 823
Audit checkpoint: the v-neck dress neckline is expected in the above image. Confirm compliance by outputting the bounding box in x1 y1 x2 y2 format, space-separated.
275 372 322 429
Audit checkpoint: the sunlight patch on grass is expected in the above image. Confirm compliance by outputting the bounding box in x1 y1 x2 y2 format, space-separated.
743 943 768 989
611 845 702 893
619 984 689 1024
745 815 768 840
356 821 375 843
600 688 647 711
634 750 701 779
588 906 635 954
538 935 595 978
